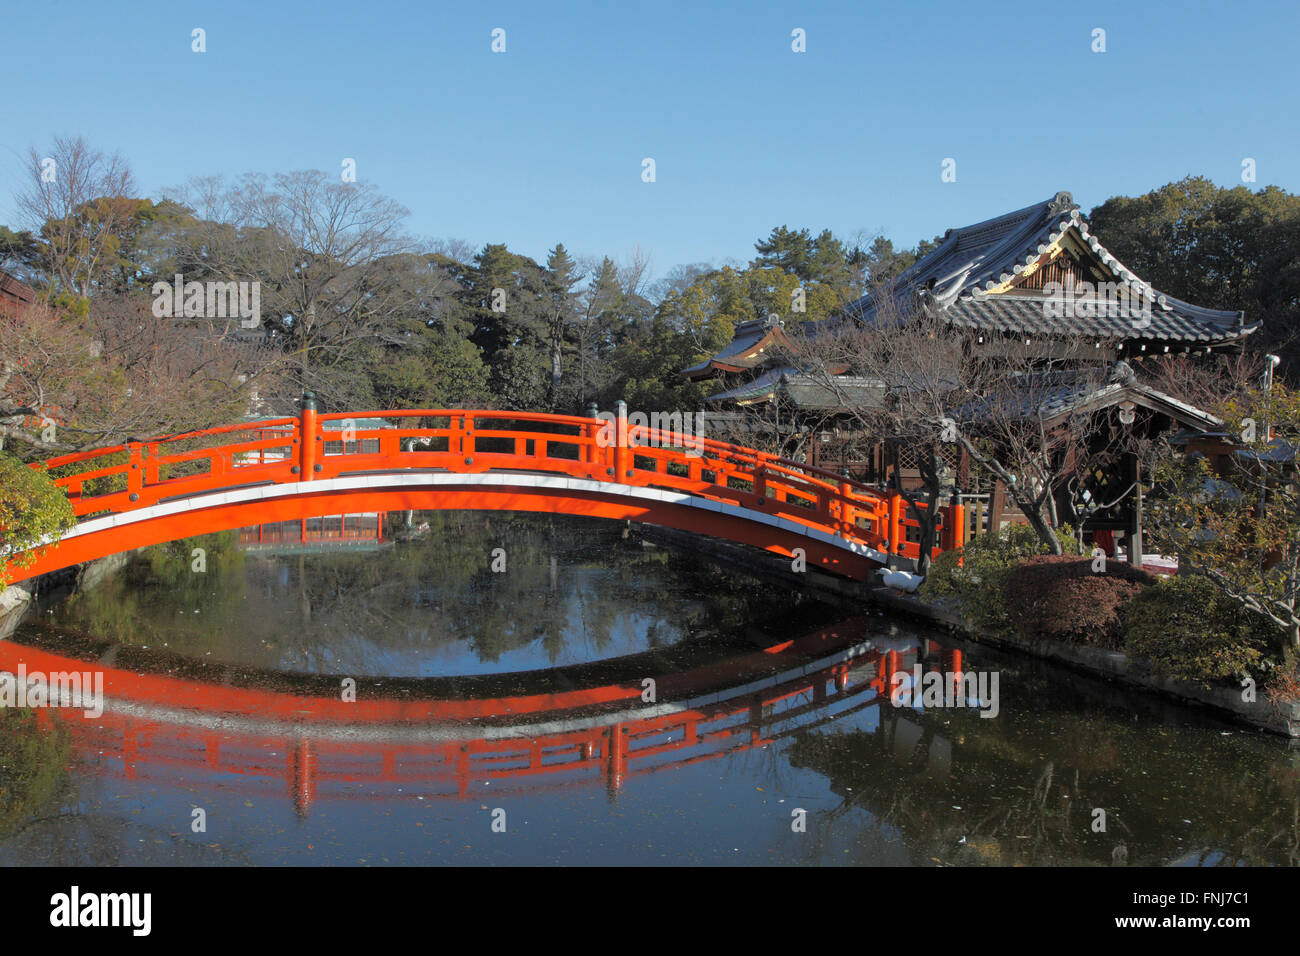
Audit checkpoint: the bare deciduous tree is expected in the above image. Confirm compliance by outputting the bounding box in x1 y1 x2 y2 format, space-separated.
17 135 137 299
164 171 412 407
0 297 262 456
779 286 1140 564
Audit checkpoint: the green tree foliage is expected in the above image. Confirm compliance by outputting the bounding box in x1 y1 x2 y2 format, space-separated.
1146 382 1300 650
0 226 43 285
753 226 854 289
490 345 549 410
857 235 937 285
1088 177 1300 374
0 709 70 839
609 312 719 413
458 243 547 355
0 454 76 585
16 136 136 301
1123 575 1273 686
368 321 490 409
544 243 580 408
360 252 490 409
564 256 630 408
453 243 554 408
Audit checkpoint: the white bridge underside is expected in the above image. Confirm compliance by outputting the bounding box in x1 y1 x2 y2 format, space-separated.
53 471 890 565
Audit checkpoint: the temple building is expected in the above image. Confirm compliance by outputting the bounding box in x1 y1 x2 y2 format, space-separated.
0 270 36 317
682 192 1259 562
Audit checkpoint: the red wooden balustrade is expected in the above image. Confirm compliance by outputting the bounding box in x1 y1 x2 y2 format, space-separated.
20 404 964 575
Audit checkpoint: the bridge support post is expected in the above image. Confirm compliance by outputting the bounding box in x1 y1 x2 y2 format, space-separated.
839 480 855 535
888 492 904 559
299 391 318 480
753 456 767 505
583 402 599 469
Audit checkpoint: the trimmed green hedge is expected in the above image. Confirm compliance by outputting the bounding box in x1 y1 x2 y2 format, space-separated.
1122 575 1274 687
920 523 1078 631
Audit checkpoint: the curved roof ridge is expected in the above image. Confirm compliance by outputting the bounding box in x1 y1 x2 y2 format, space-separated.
857 192 1080 311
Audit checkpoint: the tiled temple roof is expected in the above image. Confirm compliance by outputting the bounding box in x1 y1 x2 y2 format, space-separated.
684 191 1257 386
953 364 1222 431
843 191 1253 344
682 316 792 380
0 270 36 306
707 366 886 410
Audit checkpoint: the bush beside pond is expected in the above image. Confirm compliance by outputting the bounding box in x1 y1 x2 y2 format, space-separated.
920 523 1078 632
1122 575 1274 687
1004 555 1154 650
921 523 1288 692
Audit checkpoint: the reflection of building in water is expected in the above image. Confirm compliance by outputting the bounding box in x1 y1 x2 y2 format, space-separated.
238 513 388 553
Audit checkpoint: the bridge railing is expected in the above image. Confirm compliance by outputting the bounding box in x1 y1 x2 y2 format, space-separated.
28 405 964 566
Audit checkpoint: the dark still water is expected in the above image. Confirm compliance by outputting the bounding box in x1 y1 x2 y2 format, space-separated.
2 512 1299 866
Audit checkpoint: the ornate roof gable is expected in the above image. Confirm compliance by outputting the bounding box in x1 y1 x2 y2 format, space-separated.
851 191 1255 346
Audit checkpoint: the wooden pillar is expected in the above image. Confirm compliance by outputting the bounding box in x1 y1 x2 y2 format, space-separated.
299 391 318 480
889 492 904 557
948 496 965 553
990 480 1005 532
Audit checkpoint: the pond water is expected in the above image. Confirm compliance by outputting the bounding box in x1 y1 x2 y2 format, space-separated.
1 512 1298 866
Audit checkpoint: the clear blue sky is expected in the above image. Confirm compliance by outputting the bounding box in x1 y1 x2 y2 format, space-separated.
3 0 1297 282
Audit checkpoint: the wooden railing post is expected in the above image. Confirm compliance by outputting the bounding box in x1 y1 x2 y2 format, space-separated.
948 496 965 552
447 414 464 466
299 391 318 480
126 442 143 504
889 492 904 556
584 402 599 469
614 400 630 481
949 494 965 567
144 443 160 485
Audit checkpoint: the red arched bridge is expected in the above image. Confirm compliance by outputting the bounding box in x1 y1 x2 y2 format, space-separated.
7 399 964 585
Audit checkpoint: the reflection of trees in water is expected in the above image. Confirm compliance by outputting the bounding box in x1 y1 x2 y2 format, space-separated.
0 710 256 863
266 513 682 669
0 709 71 841
2 809 259 865
45 530 247 653
788 661 1300 866
38 514 832 675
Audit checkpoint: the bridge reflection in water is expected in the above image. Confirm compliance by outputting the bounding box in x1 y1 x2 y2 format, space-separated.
0 618 965 817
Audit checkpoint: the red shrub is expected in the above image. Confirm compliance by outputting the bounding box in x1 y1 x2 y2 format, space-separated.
1004 556 1155 649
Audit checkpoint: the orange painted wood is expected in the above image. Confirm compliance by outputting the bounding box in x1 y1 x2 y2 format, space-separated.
11 408 962 583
